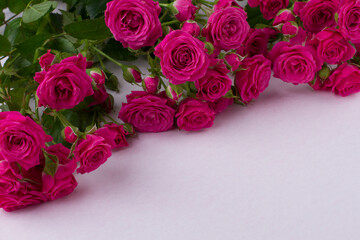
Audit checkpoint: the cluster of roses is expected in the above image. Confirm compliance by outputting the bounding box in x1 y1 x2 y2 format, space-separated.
0 53 131 212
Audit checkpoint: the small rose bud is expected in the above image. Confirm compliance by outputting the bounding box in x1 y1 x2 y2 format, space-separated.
166 85 182 101
39 50 55 70
171 0 198 22
225 53 242 71
122 66 142 83
181 20 200 37
318 65 331 80
205 42 215 55
273 9 296 26
90 69 106 85
282 21 298 36
63 126 78 143
142 76 160 94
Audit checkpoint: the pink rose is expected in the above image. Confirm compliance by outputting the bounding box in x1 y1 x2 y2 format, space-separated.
181 21 201 37
143 76 159 94
273 9 296 25
268 41 321 84
289 26 311 45
89 70 109 107
249 0 289 20
118 91 176 132
282 22 298 35
154 30 209 85
42 144 77 201
293 1 307 16
306 28 355 65
64 126 78 143
39 50 55 70
237 28 271 57
225 53 242 71
0 162 22 195
338 0 360 44
214 0 240 11
35 54 94 110
176 98 215 131
95 123 129 149
0 112 51 170
105 0 163 50
195 59 232 102
299 0 339 33
208 98 234 115
0 190 47 212
329 63 360 97
130 68 142 83
309 75 334 91
74 134 112 174
235 55 272 102
173 0 198 22
203 7 250 51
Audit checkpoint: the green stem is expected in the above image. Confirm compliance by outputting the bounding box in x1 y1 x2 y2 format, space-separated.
103 112 121 124
56 111 74 128
158 77 167 90
199 0 215 6
159 3 170 8
161 20 179 26
91 45 124 68
159 9 169 22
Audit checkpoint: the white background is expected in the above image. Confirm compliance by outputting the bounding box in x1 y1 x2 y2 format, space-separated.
2 1 360 240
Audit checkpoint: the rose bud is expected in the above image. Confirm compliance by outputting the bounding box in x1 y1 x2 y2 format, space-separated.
282 21 299 36
39 50 55 70
273 9 296 25
171 0 198 22
122 66 142 84
166 85 182 101
63 126 78 143
181 20 200 37
90 69 106 85
214 0 241 11
225 53 242 71
142 76 160 94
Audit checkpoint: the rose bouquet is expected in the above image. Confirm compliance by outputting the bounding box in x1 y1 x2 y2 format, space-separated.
1 0 360 212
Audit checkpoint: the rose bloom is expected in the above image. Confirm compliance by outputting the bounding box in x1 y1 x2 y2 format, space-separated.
282 22 298 35
273 9 296 25
203 7 250 52
235 55 272 102
249 0 289 20
39 50 55 70
208 98 234 115
306 28 355 65
268 41 321 84
95 123 129 149
214 0 240 11
89 70 109 107
118 91 176 133
181 21 201 37
338 0 360 44
299 0 339 33
154 30 209 85
0 112 52 170
35 54 94 110
105 0 162 50
329 63 360 97
0 189 47 212
42 144 78 201
237 28 272 57
176 98 215 131
74 134 112 174
195 59 232 102
173 0 198 22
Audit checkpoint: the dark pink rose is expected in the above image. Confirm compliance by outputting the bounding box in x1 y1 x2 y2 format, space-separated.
143 76 159 94
39 50 55 70
203 7 250 51
237 28 271 57
118 91 176 132
35 54 94 110
105 0 163 50
273 9 296 25
250 0 289 20
235 55 272 102
306 28 355 65
329 63 360 97
154 30 209 85
208 98 234 115
293 1 307 16
338 0 360 44
195 59 232 102
214 0 240 11
42 144 77 201
95 123 129 149
0 161 22 195
0 112 52 170
225 53 242 71
299 0 339 33
268 41 321 84
176 98 215 131
309 75 334 91
64 126 78 143
289 26 311 45
130 68 142 83
181 21 201 37
89 70 109 107
282 21 298 35
90 70 106 85
173 0 198 22
74 135 112 174
0 189 47 212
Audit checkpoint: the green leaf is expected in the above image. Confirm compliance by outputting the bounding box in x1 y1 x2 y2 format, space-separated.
0 10 4 22
62 0 78 8
22 1 58 23
60 10 76 26
0 0 7 10
15 33 52 61
8 0 31 14
245 4 271 28
43 151 58 177
47 37 78 54
64 17 112 40
4 18 34 45
103 39 138 62
85 0 111 18
0 35 11 56
104 70 120 92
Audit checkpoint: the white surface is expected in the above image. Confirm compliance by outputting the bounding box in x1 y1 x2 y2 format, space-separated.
1 59 360 240
2 1 360 240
